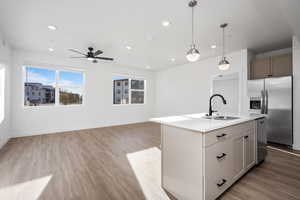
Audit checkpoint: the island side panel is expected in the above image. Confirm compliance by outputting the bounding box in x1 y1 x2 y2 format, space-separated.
162 125 204 200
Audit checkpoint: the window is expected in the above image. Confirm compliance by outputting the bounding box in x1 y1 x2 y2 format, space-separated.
130 79 145 104
24 67 56 106
113 78 129 104
113 76 145 105
59 71 83 105
24 66 84 106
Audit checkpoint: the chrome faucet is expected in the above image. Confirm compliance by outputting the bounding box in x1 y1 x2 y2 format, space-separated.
208 94 227 116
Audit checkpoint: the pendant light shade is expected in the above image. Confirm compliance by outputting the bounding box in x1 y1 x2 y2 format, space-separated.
186 0 200 62
218 23 230 71
186 44 200 62
218 57 230 71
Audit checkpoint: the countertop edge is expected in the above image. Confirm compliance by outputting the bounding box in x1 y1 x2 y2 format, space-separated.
150 113 266 133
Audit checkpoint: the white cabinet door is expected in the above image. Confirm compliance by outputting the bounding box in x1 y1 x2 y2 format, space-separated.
205 140 234 200
244 131 256 170
232 136 244 180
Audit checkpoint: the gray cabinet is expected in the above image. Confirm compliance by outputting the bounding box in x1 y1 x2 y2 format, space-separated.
271 54 293 77
250 53 292 80
250 57 271 79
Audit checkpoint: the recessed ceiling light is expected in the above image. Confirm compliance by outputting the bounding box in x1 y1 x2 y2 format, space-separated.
126 46 132 50
145 65 151 69
146 35 153 41
211 45 217 49
47 25 57 30
162 20 171 27
170 58 176 62
48 48 54 52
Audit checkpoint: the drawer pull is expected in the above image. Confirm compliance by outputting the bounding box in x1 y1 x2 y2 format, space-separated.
216 133 227 138
217 179 227 187
244 135 249 139
216 153 227 160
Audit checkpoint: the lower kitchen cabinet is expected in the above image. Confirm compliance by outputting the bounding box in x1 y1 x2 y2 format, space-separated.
244 131 256 170
162 121 256 200
232 136 244 180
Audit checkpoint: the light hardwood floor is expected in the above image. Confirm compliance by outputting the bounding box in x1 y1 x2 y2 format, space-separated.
0 122 299 200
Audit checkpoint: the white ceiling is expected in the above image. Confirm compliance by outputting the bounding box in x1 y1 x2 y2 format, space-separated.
0 0 299 70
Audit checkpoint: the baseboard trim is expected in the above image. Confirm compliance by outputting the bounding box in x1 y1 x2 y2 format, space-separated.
0 138 9 149
293 145 300 151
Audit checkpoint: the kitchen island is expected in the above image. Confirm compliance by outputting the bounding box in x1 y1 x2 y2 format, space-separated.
151 113 264 200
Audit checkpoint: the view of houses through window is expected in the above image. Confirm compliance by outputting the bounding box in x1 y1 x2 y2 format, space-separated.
24 66 84 106
59 71 84 105
113 77 145 104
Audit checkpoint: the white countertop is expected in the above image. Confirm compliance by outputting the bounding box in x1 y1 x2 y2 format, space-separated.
150 113 265 133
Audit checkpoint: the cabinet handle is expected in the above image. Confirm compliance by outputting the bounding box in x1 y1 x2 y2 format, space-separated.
217 179 227 187
216 153 227 160
244 135 249 139
216 133 227 138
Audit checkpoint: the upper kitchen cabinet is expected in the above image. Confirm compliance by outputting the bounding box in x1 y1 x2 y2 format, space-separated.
250 57 271 79
271 53 293 77
250 53 292 80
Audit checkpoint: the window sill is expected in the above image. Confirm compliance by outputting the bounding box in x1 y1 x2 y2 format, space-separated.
112 103 146 106
23 104 84 109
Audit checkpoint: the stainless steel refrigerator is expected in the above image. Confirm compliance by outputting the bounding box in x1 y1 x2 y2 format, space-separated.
248 76 293 146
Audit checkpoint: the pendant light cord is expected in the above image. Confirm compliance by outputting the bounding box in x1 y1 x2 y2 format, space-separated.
222 26 225 59
192 5 194 45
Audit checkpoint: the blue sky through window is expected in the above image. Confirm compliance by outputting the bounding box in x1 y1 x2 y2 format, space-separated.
25 67 84 88
25 67 56 86
59 71 83 87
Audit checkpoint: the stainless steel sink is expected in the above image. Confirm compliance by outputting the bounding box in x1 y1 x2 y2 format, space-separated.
202 115 240 120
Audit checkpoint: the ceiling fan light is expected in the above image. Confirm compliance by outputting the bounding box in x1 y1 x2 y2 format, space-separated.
87 57 94 61
218 57 230 71
186 45 200 62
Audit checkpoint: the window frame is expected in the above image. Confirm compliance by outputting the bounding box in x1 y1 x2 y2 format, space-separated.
112 75 146 106
0 64 5 124
22 65 85 108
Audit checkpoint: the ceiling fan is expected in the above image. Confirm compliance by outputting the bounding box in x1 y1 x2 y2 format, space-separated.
69 47 114 63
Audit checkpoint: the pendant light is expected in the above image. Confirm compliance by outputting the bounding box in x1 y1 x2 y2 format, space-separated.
218 23 230 70
186 0 200 62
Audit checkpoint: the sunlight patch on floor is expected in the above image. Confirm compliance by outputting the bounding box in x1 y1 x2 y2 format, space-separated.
127 147 170 200
0 175 52 200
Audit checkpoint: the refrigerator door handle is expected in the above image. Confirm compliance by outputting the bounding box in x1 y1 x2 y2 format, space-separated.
265 90 269 114
261 90 265 114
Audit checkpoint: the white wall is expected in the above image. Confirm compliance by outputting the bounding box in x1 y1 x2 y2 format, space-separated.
212 75 239 115
293 36 300 150
154 49 249 117
10 50 156 137
0 33 12 148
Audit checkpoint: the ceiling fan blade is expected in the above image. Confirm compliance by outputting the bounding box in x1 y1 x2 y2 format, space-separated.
69 56 86 58
94 50 103 56
95 56 114 61
69 49 87 56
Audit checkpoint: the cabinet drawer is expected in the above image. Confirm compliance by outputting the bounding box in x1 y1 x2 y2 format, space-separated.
204 140 234 199
205 173 232 200
205 139 234 180
204 121 254 147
